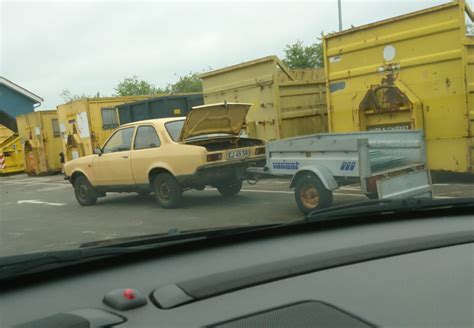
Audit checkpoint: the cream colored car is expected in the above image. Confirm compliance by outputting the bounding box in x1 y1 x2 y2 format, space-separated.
64 103 266 208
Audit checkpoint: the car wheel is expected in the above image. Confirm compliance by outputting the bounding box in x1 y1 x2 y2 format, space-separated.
294 174 332 214
217 180 243 197
153 173 183 208
73 175 98 206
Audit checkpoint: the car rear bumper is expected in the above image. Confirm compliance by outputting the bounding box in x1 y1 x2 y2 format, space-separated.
177 157 266 187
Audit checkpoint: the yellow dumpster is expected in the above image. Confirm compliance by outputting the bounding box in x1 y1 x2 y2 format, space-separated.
201 56 327 140
16 110 64 175
56 96 150 162
0 124 14 142
0 132 24 175
323 0 474 174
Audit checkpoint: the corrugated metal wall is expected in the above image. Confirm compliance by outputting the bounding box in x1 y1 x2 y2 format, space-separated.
0 85 37 131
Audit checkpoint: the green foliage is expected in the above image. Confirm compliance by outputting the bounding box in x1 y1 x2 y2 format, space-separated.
168 72 203 93
60 89 98 102
114 75 164 96
283 37 324 69
467 22 474 34
114 73 203 97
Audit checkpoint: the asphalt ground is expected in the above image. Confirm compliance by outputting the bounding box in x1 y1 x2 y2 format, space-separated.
1 174 473 257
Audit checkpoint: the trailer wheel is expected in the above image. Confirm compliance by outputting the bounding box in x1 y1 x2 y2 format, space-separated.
294 174 333 214
153 173 183 208
73 175 98 206
217 180 243 197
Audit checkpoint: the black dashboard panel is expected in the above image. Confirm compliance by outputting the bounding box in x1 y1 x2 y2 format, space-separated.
1 215 473 327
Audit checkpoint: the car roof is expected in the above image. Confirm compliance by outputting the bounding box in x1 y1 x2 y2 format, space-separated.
120 117 185 128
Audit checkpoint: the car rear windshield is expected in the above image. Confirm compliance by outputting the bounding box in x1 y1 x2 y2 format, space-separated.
165 120 185 142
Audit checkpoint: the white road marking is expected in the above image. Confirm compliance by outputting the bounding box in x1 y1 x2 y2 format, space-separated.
37 185 71 192
0 181 69 186
339 186 361 191
17 200 67 206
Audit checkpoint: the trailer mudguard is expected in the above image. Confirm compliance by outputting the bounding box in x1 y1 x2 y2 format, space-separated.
290 165 339 191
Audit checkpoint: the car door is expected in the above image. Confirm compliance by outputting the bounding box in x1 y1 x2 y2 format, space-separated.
93 127 135 186
130 125 162 185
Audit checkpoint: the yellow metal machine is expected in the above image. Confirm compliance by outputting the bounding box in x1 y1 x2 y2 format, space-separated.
323 0 474 174
16 110 64 175
56 96 150 162
0 125 24 175
201 56 327 140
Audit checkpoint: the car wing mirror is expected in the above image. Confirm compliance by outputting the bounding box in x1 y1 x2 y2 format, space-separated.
94 147 102 156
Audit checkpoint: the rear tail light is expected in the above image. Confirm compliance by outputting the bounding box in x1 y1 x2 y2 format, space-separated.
255 147 266 155
207 153 223 162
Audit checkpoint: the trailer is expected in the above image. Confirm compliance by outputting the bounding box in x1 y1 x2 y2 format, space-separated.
257 130 432 213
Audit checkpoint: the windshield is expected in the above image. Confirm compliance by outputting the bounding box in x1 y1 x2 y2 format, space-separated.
1 0 474 265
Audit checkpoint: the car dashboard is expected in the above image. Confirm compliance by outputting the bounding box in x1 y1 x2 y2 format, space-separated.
1 215 473 328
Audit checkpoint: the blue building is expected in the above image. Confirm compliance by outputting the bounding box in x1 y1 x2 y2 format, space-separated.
0 77 43 131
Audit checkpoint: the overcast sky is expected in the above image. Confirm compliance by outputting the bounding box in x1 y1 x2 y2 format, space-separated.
1 0 471 109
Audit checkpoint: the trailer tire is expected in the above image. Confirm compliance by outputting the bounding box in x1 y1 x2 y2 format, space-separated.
217 180 243 197
73 175 98 206
153 173 183 208
294 174 332 214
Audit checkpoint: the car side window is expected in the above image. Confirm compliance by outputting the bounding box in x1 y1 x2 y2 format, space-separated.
134 126 161 150
102 127 135 153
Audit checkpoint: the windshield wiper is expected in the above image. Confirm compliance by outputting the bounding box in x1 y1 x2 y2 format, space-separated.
0 224 282 281
79 224 281 248
0 237 206 281
305 197 474 223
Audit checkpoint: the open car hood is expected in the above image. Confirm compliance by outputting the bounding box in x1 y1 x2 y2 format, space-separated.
179 102 251 141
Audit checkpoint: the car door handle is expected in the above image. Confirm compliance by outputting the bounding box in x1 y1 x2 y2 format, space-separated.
122 155 129 159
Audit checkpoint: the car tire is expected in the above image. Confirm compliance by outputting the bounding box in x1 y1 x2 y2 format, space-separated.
217 180 243 197
294 174 332 214
73 175 98 206
153 173 183 208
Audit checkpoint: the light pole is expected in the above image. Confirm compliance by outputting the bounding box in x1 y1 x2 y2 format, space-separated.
338 0 343 31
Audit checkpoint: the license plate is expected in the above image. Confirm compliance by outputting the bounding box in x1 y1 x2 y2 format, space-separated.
227 149 250 160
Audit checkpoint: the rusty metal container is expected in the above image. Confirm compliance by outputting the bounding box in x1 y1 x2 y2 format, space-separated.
0 131 24 175
56 96 150 162
16 110 63 175
201 56 327 140
323 0 474 174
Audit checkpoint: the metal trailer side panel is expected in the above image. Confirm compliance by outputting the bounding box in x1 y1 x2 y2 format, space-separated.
266 130 426 191
267 138 363 181
377 169 432 199
324 1 473 174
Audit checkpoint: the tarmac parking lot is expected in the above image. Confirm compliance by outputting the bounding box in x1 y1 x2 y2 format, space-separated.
1 173 473 257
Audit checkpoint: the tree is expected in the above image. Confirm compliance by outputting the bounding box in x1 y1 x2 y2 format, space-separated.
168 72 203 93
60 89 96 102
467 22 474 34
283 37 324 69
114 75 165 96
